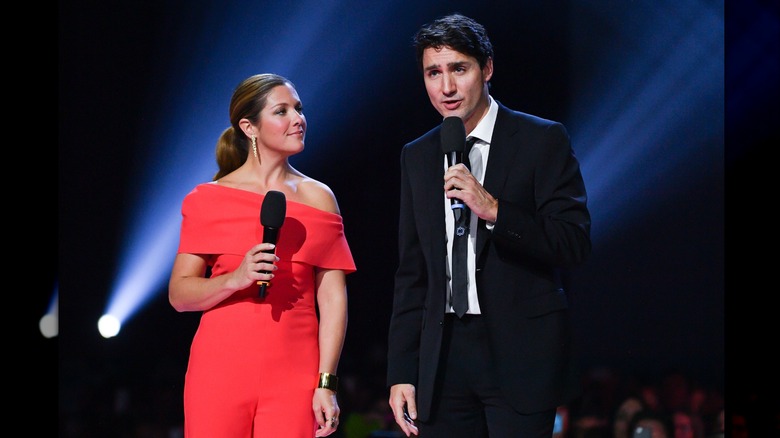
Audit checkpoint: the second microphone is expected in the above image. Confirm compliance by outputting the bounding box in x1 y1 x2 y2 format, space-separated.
258 190 286 298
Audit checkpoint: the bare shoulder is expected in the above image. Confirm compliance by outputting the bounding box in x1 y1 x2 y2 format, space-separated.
295 177 340 215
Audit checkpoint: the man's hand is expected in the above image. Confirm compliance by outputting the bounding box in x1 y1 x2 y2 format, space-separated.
389 384 419 436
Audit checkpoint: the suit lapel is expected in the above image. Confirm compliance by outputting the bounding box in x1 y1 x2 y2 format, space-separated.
477 104 521 256
483 103 520 195
410 130 448 260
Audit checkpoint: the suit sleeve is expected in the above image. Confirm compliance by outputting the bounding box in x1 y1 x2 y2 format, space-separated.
490 122 591 268
386 144 427 387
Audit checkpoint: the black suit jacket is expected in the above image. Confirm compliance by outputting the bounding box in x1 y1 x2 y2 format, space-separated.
387 101 592 418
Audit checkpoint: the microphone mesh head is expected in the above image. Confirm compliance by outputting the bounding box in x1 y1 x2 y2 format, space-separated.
260 190 286 228
440 116 466 154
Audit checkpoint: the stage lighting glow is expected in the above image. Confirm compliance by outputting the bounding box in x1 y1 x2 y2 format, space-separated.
98 314 122 338
41 283 59 338
103 211 182 329
40 313 58 338
569 1 723 244
99 0 402 334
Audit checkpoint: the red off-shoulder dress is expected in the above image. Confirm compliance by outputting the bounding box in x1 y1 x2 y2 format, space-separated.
176 183 356 437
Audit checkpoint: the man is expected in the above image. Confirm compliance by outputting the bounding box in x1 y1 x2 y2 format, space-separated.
387 13 592 437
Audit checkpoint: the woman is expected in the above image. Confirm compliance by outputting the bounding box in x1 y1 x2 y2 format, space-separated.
169 73 355 437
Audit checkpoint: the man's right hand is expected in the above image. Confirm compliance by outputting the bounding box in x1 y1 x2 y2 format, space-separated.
389 384 419 436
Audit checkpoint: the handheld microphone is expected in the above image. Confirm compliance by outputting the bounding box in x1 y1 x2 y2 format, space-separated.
440 116 467 210
258 190 286 298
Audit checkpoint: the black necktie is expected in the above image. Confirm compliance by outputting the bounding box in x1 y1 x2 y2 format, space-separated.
451 137 477 317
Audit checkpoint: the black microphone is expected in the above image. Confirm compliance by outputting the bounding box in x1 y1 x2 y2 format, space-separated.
258 190 286 298
440 116 467 210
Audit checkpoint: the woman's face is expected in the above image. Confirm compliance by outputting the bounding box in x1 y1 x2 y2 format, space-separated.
257 83 306 155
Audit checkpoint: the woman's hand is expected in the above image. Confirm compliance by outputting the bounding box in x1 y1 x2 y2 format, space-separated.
229 242 279 290
313 388 340 437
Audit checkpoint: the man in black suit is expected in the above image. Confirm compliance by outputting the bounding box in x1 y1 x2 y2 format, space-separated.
387 13 592 437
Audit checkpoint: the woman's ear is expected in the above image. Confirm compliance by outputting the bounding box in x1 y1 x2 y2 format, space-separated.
238 119 254 138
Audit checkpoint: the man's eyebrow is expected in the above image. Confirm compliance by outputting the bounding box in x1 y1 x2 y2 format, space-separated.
424 61 469 72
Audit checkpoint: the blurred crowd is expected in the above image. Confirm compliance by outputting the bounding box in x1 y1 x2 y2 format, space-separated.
333 365 727 438
61 353 734 437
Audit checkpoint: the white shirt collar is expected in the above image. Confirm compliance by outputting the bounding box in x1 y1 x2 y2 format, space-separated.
467 95 498 145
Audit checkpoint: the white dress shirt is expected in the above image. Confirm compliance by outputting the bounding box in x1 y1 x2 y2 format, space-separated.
444 96 498 314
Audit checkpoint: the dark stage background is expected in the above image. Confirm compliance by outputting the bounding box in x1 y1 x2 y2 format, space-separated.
56 0 777 436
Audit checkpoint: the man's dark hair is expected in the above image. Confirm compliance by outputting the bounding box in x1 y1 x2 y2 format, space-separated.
413 13 494 72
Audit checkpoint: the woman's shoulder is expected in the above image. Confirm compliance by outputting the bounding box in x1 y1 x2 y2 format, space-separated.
293 177 340 215
184 181 219 199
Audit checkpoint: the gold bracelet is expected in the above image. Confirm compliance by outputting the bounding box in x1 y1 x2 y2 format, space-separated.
317 372 339 393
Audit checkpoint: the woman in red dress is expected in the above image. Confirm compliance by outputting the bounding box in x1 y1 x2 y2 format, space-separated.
169 73 355 437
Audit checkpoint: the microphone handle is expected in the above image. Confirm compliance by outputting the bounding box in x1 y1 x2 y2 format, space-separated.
257 227 280 298
448 151 465 210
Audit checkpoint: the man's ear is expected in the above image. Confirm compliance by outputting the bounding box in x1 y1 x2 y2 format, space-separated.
483 57 494 82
